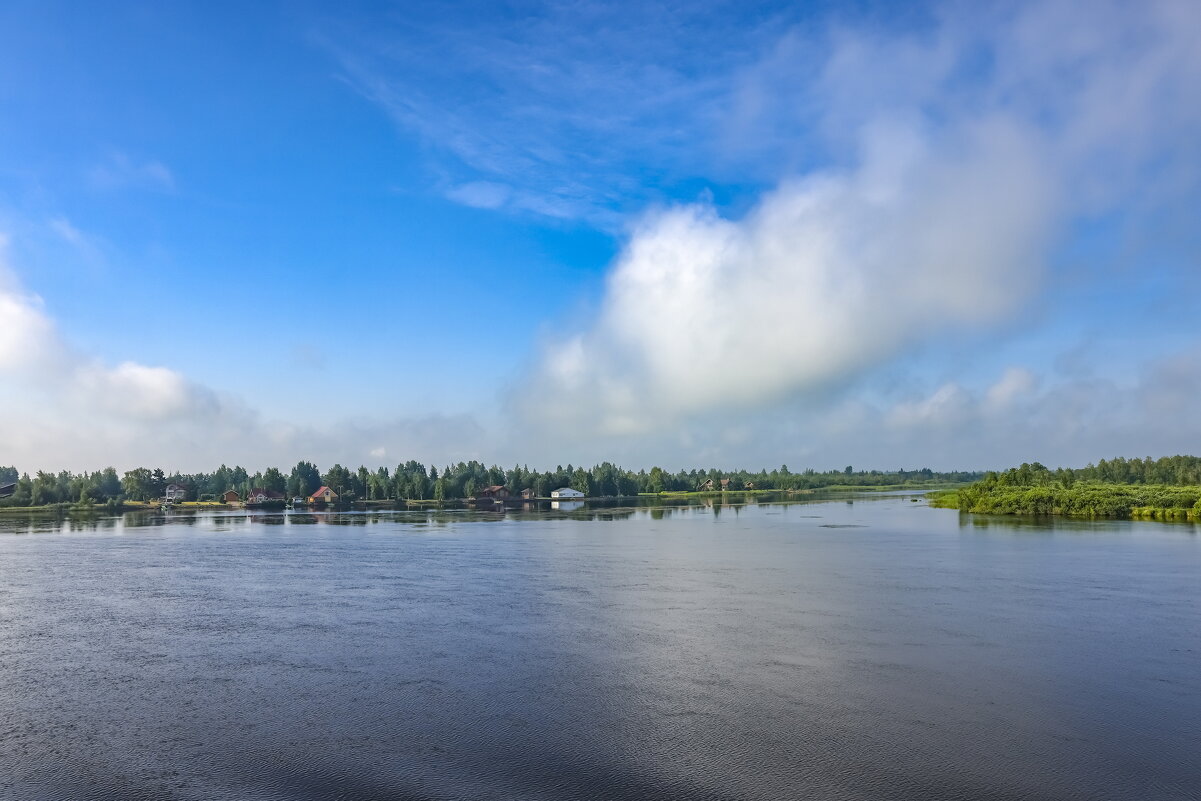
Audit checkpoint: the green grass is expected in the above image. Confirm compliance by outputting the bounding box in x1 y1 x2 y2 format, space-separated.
925 489 959 509
929 481 1201 520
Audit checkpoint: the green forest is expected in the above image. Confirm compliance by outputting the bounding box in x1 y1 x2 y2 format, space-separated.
0 460 978 509
931 455 1201 520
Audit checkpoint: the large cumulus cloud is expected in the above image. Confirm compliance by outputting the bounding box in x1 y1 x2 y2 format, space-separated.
517 0 1201 436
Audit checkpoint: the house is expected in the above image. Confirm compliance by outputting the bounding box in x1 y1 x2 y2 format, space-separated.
221 489 241 504
550 487 584 499
0 482 16 498
476 485 510 500
164 483 188 502
720 478 732 491
521 488 536 500
744 482 756 490
247 487 286 504
309 485 338 504
698 478 715 491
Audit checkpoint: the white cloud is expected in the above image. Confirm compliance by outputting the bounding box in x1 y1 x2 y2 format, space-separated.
46 217 107 269
887 383 973 430
868 351 1201 469
74 362 220 420
517 0 1201 435
49 218 85 248
0 281 57 372
88 152 175 192
505 349 1201 473
0 236 496 472
0 241 247 468
0 246 212 421
984 367 1038 412
521 116 1054 432
445 181 512 210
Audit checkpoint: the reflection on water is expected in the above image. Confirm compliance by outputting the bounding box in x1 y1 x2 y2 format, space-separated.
0 490 906 535
0 495 1199 800
551 500 583 511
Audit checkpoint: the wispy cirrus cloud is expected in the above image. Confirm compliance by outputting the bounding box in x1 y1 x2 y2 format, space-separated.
47 216 108 269
319 2 779 223
88 152 175 192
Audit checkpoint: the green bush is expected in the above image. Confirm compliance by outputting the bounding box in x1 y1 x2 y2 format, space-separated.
957 480 1201 519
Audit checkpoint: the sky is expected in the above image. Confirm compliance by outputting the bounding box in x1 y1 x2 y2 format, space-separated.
1 0 1199 474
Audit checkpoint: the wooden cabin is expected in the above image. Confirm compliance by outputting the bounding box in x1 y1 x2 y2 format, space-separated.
309 486 338 504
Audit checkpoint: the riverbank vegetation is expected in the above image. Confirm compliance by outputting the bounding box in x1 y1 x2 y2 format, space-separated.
930 456 1201 520
0 462 980 509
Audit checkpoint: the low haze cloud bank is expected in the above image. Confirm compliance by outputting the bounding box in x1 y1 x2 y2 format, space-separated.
508 350 1201 473
518 0 1201 439
853 351 1201 470
0 239 491 472
0 239 231 423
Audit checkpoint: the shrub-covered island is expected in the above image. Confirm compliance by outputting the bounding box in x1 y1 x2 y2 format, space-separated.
931 456 1201 521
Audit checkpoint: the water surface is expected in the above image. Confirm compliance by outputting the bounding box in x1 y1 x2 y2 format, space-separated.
1 497 1198 800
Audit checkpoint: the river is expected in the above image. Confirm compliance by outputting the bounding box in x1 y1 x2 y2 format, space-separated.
1 495 1198 800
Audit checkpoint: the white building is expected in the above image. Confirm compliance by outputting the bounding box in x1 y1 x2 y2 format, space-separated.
551 487 585 499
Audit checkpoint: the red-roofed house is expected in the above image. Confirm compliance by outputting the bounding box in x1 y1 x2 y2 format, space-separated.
309 486 338 504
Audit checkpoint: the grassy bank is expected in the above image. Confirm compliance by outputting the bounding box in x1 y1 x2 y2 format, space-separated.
929 482 1201 520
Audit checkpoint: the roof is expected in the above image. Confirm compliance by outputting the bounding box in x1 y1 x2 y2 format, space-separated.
311 486 337 496
0 482 15 498
552 487 583 493
249 488 285 499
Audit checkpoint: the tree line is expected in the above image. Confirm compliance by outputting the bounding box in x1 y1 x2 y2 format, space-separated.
0 460 979 507
938 455 1201 519
956 455 1201 493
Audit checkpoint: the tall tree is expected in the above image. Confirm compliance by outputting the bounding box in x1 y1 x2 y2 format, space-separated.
122 468 154 501
262 467 286 493
647 466 665 494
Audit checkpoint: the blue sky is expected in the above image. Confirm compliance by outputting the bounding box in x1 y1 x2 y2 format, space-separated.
1 0 1199 473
